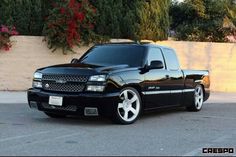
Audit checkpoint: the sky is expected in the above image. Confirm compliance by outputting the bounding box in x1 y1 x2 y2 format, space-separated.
175 0 184 2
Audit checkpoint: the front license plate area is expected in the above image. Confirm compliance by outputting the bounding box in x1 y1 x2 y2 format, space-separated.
49 96 63 106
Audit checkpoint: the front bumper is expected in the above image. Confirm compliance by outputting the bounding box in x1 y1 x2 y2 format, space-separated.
27 88 120 116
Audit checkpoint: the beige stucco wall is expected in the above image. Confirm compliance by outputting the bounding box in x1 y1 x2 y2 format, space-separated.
0 36 236 92
157 41 236 92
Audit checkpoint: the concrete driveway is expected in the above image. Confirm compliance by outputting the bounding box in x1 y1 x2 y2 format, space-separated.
0 92 235 156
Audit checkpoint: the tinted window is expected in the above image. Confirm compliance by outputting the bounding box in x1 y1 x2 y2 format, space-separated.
147 48 164 67
80 45 145 67
163 49 180 70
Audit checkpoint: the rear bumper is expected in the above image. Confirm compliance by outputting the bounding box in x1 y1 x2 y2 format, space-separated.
27 88 120 116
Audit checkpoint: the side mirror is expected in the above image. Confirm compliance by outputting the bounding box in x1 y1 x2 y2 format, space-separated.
148 60 164 69
71 58 78 64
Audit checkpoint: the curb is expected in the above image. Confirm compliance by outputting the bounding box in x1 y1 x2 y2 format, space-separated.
0 91 27 104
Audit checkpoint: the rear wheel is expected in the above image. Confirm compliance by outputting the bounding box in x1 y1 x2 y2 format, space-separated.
186 85 204 111
44 112 67 118
112 87 142 125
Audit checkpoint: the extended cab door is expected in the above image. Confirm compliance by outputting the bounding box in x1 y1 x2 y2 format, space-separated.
143 47 171 109
162 48 185 106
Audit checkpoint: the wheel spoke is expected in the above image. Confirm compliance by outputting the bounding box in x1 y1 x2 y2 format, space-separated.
130 95 137 103
196 101 199 107
123 91 128 100
200 97 203 103
123 110 128 120
118 103 123 109
195 96 199 106
193 86 204 110
197 88 200 94
200 92 203 97
129 107 137 115
198 99 201 105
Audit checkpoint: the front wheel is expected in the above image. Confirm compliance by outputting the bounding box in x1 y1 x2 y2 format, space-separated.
186 85 204 111
112 87 142 125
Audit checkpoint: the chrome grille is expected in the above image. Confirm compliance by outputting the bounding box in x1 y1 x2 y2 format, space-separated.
42 82 85 92
42 74 88 92
42 74 88 82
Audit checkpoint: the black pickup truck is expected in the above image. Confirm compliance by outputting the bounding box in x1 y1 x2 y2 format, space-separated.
28 43 210 124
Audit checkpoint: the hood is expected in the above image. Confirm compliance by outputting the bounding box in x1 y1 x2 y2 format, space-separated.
38 63 130 75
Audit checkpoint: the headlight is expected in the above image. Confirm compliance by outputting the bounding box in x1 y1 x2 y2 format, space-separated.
33 72 42 80
33 72 42 88
89 75 106 82
86 85 105 92
32 81 42 88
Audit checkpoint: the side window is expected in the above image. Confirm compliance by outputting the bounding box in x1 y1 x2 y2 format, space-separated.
163 49 180 71
147 48 165 67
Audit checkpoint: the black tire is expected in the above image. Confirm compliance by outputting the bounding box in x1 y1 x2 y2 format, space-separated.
112 87 142 125
186 85 204 112
44 112 67 118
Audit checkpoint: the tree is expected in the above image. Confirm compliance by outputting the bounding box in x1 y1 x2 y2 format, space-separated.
137 0 170 41
0 0 49 35
0 0 14 26
90 0 123 38
170 0 236 42
91 0 170 41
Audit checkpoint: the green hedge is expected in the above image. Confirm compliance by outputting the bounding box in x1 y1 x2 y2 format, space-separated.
0 0 170 40
0 0 50 36
90 0 170 41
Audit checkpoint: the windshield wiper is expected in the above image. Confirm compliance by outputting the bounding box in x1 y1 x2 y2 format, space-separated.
78 56 88 63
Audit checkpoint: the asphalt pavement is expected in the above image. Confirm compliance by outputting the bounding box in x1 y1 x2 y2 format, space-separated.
0 92 236 156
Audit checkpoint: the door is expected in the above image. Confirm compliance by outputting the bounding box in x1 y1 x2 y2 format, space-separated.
143 47 171 109
162 48 185 106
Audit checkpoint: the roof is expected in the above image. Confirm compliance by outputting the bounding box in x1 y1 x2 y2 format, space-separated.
95 42 174 50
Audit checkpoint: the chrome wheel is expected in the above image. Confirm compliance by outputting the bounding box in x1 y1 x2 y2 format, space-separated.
117 89 141 122
194 85 204 110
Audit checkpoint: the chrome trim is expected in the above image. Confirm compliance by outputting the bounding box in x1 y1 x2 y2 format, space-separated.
142 91 170 95
171 90 182 94
142 89 195 95
183 89 195 92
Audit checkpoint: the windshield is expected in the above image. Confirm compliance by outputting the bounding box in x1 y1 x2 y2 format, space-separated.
79 45 145 67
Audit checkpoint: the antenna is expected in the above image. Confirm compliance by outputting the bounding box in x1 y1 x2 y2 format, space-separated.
135 40 141 44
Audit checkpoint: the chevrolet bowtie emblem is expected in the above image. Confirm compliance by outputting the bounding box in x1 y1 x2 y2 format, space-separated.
45 83 50 88
56 79 67 84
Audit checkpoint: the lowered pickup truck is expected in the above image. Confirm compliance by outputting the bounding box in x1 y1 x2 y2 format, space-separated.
28 43 210 124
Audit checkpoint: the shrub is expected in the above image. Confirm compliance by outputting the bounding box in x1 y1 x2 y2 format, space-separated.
0 0 49 36
0 25 18 51
43 0 105 53
170 0 236 42
136 0 170 41
91 0 170 41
